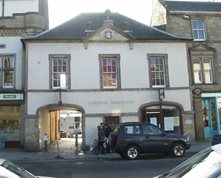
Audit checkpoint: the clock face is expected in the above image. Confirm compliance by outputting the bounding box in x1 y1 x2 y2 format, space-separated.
104 31 112 39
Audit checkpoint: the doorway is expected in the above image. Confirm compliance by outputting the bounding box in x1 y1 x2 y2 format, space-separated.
140 103 182 134
202 97 221 138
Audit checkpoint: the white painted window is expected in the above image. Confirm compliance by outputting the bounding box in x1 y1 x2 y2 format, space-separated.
149 56 167 88
0 55 15 88
49 54 70 89
193 57 213 84
191 20 206 41
99 54 121 89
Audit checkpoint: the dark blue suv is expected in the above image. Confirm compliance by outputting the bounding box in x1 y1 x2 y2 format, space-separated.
112 122 191 159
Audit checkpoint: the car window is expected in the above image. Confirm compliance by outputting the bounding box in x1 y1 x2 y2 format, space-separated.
124 125 141 135
142 124 162 135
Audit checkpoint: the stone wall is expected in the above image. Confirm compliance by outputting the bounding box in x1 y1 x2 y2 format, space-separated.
166 13 221 40
0 12 47 36
25 117 39 150
151 0 167 28
183 112 195 141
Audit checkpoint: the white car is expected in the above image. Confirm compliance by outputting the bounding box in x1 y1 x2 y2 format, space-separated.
0 158 54 178
153 144 221 178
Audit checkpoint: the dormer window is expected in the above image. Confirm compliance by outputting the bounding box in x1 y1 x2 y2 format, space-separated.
191 20 206 41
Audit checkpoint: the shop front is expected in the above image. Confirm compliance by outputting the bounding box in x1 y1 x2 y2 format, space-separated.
202 93 221 139
140 101 183 135
0 92 24 148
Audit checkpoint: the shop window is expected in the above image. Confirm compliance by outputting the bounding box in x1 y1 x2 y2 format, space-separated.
0 55 15 88
203 107 209 127
0 106 20 141
145 105 181 134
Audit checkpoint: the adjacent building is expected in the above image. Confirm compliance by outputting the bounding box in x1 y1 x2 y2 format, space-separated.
0 0 48 148
22 10 195 150
151 0 221 140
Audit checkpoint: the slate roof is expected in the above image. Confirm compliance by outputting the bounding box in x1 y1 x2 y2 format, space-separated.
164 1 221 12
25 11 190 41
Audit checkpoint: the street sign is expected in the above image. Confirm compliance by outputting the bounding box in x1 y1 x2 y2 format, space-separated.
0 93 23 100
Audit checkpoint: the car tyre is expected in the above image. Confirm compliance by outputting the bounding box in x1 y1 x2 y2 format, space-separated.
125 145 139 160
172 143 185 157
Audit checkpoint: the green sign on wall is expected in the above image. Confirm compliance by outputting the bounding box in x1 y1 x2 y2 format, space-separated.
0 93 23 100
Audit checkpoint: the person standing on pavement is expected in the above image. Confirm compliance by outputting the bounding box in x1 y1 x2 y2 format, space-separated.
103 124 112 153
97 126 105 154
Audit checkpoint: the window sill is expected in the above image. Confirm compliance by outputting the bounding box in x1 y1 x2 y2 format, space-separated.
193 39 206 42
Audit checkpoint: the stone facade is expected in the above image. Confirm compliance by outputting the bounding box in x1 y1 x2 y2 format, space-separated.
0 12 47 36
151 0 221 140
0 0 49 148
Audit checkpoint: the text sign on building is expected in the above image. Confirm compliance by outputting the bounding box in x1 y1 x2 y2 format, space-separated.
0 44 6 48
0 93 24 100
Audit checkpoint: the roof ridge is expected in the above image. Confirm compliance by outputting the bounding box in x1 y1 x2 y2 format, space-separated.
22 11 192 41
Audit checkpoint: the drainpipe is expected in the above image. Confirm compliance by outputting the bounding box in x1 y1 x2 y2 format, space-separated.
2 0 5 17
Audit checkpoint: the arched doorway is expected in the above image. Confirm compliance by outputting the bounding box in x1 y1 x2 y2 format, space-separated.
36 103 85 150
139 101 184 134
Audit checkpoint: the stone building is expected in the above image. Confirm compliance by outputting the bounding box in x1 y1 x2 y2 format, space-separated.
151 0 221 140
0 0 48 148
22 10 195 150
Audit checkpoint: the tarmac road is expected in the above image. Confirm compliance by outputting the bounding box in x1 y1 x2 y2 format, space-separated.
16 154 189 178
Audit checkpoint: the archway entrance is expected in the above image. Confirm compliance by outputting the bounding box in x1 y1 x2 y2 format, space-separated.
140 102 183 134
37 104 84 152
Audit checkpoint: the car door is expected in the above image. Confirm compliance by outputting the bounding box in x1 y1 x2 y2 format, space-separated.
141 124 169 153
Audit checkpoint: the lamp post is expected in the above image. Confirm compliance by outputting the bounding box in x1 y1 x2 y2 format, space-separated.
58 74 66 105
159 88 165 101
158 88 165 129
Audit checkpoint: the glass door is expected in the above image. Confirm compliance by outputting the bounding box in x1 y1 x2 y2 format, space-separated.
202 97 221 138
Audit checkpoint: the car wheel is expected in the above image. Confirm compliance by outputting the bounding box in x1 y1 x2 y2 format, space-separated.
125 145 139 160
172 143 185 157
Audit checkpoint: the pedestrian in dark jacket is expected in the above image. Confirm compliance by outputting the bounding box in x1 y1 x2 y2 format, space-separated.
97 126 105 154
103 124 112 153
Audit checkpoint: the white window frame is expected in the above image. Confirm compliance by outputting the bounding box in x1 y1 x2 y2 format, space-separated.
49 54 70 89
148 55 169 88
191 20 206 41
192 57 213 84
99 54 121 89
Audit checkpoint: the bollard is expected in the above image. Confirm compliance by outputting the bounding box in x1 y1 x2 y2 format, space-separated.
75 132 78 148
55 141 63 159
43 133 48 152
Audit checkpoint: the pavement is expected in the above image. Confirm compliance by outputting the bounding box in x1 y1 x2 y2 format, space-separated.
0 139 212 162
